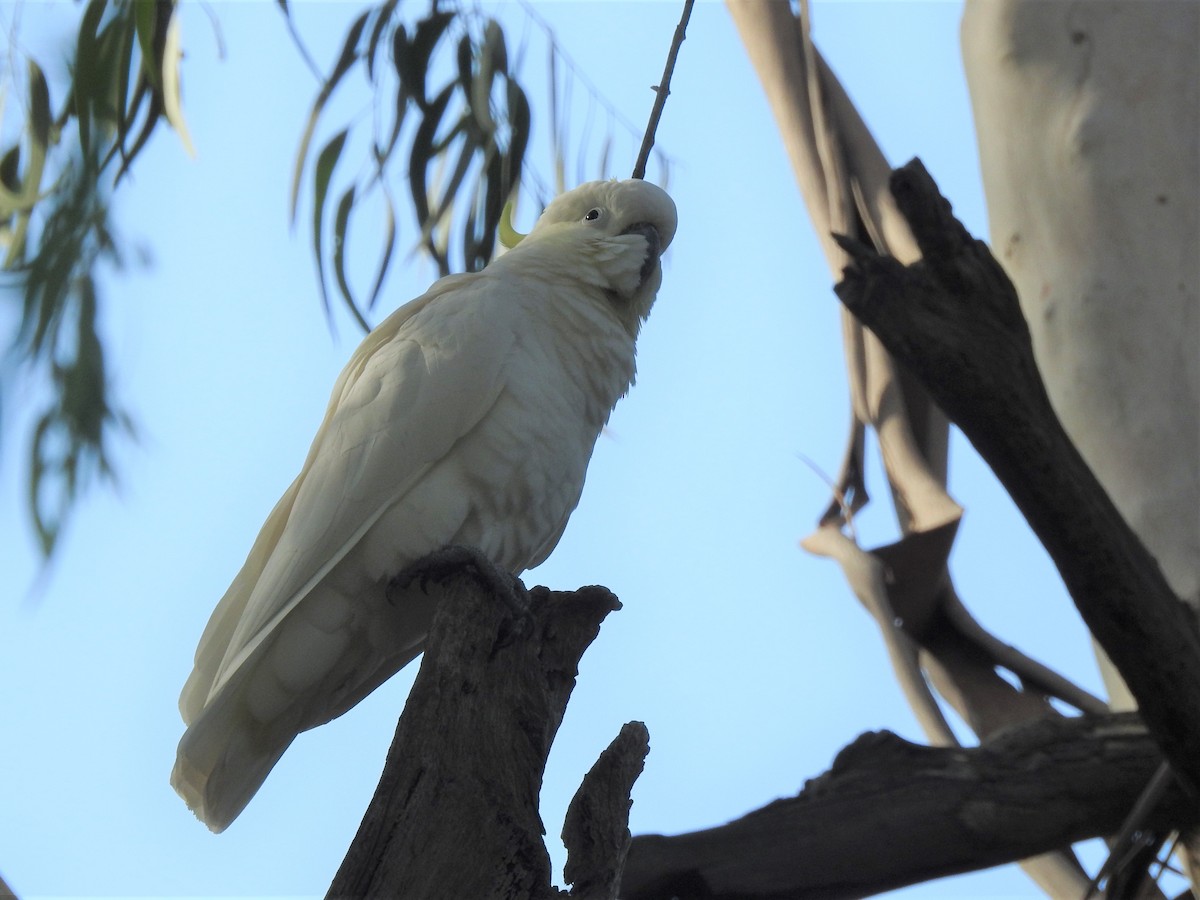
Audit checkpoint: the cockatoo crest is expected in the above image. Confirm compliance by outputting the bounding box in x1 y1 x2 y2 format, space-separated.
494 179 676 337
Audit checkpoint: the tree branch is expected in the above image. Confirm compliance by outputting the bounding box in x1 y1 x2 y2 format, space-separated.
621 714 1194 900
563 721 651 898
831 158 1200 796
327 572 645 899
632 0 694 180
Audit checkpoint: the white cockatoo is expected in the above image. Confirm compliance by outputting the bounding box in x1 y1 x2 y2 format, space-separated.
173 178 677 832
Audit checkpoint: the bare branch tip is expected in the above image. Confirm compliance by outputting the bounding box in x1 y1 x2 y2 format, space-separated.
631 0 694 180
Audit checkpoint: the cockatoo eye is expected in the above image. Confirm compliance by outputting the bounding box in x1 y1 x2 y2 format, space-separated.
583 208 603 222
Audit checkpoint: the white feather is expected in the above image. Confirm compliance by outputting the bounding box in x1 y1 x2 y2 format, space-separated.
173 179 677 831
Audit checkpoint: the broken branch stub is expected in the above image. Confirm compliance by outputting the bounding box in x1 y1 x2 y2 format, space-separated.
327 574 646 899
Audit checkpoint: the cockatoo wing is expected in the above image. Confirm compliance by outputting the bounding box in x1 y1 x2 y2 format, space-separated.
178 475 302 725
180 271 511 722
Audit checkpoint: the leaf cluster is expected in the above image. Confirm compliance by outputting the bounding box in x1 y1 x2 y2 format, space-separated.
2 0 191 556
287 0 531 329
2 0 665 560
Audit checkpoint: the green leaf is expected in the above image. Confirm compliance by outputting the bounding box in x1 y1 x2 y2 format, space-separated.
469 23 507 138
0 145 25 227
377 69 409 162
462 178 480 270
365 192 396 312
113 84 161 182
395 11 455 110
65 280 107 445
407 82 455 242
109 10 138 160
90 12 125 128
477 144 505 265
365 0 399 83
133 0 161 92
2 60 53 263
29 412 57 556
289 9 370 223
331 185 370 331
389 23 409 95
506 78 531 179
483 19 507 75
431 127 478 238
27 59 51 173
455 33 473 96
311 128 349 319
73 0 110 156
0 145 20 193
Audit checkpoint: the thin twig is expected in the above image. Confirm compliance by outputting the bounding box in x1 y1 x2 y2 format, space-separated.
517 0 649 140
796 450 858 541
275 1 324 82
632 0 693 179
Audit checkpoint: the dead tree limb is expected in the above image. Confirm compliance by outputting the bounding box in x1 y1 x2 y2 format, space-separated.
833 158 1200 796
327 575 647 899
563 721 651 899
621 714 1193 900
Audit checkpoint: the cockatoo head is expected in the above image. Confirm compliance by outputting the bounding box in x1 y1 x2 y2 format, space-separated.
507 179 677 337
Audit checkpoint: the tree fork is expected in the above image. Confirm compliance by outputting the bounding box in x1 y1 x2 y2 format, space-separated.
327 574 647 899
833 158 1200 795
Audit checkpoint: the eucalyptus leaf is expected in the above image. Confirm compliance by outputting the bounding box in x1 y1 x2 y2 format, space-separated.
398 11 456 110
365 0 400 83
332 185 370 331
161 10 196 156
408 81 456 252
311 128 350 319
132 0 160 92
72 0 110 156
289 9 370 222
366 192 397 311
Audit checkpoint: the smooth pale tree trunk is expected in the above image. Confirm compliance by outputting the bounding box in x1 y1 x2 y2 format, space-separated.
965 5 1199 887
961 0 1200 712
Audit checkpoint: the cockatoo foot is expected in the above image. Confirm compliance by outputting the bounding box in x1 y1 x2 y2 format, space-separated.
389 545 531 618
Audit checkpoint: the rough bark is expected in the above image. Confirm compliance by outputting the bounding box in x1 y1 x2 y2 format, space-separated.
621 714 1192 900
562 721 650 900
327 575 647 900
833 159 1200 796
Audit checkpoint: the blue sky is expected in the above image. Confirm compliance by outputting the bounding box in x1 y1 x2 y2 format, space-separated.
0 2 1110 897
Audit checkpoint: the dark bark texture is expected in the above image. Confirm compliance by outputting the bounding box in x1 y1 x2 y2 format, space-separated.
622 714 1193 900
327 572 647 900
